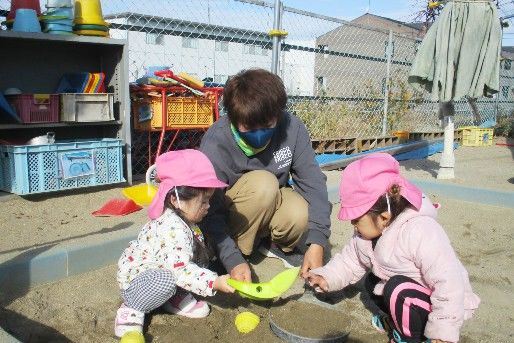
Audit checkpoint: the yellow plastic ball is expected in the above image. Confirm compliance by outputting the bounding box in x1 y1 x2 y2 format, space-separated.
120 331 145 343
235 311 260 334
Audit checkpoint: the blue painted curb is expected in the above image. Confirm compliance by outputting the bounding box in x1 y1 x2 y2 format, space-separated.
0 329 21 343
0 230 138 292
327 178 514 209
0 228 140 342
410 179 514 209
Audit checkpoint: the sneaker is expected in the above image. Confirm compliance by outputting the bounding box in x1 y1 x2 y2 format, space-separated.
162 292 210 318
371 314 387 334
390 329 431 343
114 303 144 338
257 240 303 268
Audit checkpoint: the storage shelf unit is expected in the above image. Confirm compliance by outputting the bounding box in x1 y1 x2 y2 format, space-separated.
0 30 132 184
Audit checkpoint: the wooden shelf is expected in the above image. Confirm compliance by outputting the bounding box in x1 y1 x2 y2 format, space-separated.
0 120 122 130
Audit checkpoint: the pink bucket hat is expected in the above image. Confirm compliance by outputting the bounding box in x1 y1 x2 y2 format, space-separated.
338 153 422 220
147 149 228 220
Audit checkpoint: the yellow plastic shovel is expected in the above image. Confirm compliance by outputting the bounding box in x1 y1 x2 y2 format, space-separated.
227 267 300 301
122 183 158 206
122 164 158 206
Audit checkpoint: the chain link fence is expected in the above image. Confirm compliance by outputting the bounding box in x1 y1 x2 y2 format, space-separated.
1 0 513 176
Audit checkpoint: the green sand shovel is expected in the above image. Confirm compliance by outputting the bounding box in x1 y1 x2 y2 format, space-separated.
227 267 300 301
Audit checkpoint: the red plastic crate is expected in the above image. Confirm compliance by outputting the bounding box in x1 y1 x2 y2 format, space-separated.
6 94 59 123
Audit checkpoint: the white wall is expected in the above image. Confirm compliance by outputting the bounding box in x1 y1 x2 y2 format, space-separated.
281 40 316 96
110 27 271 82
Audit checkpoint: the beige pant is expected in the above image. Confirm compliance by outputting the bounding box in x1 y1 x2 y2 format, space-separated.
225 170 308 255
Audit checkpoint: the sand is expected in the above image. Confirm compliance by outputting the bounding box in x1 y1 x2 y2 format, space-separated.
0 143 513 342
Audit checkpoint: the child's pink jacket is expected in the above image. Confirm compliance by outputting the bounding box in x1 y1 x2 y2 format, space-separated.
310 195 480 342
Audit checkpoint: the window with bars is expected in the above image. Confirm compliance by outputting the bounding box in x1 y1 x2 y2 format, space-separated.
214 74 228 84
502 85 510 98
182 37 198 49
215 41 228 52
316 76 326 91
318 44 328 59
243 44 256 54
146 33 164 45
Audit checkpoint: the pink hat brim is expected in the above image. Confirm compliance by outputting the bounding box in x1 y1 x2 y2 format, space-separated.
337 200 375 221
337 177 422 221
147 179 228 220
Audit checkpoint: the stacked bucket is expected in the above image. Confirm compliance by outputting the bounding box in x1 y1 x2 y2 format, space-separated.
42 0 74 35
5 0 42 32
73 0 110 37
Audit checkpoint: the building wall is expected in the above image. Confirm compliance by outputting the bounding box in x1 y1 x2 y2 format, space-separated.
281 40 316 96
313 15 421 98
110 27 271 82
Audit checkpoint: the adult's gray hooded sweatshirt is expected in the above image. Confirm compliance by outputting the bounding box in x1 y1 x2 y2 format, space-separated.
199 112 331 271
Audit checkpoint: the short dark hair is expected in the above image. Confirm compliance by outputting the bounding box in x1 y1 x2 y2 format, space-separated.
164 185 210 221
367 184 410 224
223 68 287 129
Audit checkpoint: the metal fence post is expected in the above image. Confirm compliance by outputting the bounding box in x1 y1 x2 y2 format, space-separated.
271 0 282 74
382 30 393 136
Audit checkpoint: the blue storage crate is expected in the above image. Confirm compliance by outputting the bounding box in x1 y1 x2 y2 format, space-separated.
0 139 125 195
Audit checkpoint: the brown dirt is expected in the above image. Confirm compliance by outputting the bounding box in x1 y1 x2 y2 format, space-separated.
269 301 352 339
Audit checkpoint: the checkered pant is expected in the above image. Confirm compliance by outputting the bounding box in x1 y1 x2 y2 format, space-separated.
121 269 177 313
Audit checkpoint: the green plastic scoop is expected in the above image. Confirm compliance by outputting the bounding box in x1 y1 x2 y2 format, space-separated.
227 267 300 301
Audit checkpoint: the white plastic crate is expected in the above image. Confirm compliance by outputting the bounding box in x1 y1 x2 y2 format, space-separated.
60 93 114 122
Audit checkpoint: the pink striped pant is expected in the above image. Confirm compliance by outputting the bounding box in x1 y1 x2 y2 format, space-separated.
366 274 432 343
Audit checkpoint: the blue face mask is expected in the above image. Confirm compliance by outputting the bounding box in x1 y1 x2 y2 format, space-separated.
238 127 275 148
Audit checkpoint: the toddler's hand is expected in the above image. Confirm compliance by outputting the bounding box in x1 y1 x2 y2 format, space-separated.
305 272 329 292
213 274 235 294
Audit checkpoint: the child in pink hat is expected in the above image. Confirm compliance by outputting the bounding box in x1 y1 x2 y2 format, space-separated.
114 149 235 338
306 153 479 343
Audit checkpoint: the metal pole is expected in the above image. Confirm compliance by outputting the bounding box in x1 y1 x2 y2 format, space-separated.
271 0 281 74
496 28 504 123
437 102 455 180
382 30 393 136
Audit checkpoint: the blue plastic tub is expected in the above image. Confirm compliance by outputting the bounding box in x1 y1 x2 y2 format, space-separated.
0 139 125 195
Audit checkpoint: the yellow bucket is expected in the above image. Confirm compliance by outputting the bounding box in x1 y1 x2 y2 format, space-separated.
74 0 107 26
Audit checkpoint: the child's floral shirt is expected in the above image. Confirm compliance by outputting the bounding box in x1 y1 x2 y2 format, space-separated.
117 209 217 296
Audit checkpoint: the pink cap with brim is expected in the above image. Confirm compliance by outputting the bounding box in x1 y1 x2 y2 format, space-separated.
338 153 422 220
147 149 228 220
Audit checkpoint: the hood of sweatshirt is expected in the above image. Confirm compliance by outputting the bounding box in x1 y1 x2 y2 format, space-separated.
384 193 439 233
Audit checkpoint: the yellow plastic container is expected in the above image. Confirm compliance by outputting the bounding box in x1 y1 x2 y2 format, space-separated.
461 126 493 147
132 95 215 130
74 0 107 26
392 130 410 142
73 29 109 37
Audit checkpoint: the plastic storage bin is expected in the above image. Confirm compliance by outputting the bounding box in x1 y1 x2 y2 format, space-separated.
0 138 124 195
132 95 214 130
60 93 114 122
461 126 493 147
392 130 410 143
5 94 59 123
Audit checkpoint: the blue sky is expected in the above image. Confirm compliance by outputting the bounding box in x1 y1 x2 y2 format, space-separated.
281 0 416 22
281 0 514 45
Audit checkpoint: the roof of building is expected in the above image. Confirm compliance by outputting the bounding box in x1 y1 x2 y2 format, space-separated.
352 13 424 32
105 12 271 46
